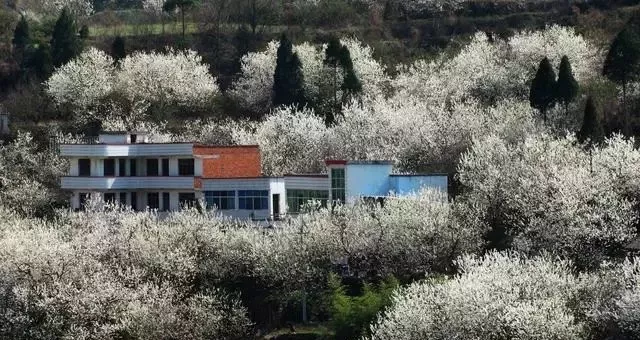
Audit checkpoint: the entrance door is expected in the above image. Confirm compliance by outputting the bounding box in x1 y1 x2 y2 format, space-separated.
272 194 280 220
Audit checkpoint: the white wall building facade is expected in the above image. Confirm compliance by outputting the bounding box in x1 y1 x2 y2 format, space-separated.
60 132 448 222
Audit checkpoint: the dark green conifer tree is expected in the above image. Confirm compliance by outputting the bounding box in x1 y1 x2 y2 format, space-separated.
12 15 31 67
578 96 605 146
555 55 579 116
12 15 30 52
529 57 557 122
324 37 343 121
273 34 306 109
50 7 82 67
603 26 640 135
111 36 126 63
340 46 362 102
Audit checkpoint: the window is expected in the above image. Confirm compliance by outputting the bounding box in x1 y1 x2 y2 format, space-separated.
118 159 126 176
147 192 159 210
78 159 90 176
131 192 137 210
238 190 268 210
162 159 169 176
178 192 196 208
204 191 235 210
104 159 115 176
104 193 116 204
286 189 328 213
119 192 127 206
130 134 137 143
331 168 346 203
162 192 170 211
178 159 194 176
79 192 89 209
146 159 159 176
129 159 137 176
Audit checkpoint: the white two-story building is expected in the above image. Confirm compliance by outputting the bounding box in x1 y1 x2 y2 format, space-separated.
60 131 448 221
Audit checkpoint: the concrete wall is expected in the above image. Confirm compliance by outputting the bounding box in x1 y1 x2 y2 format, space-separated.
344 163 393 203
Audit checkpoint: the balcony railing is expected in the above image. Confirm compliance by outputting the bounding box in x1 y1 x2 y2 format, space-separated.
61 176 196 190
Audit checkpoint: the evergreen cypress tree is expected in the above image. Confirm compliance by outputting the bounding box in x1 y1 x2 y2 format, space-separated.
578 96 604 146
340 46 362 101
12 15 30 52
603 26 640 135
529 57 557 122
555 55 579 116
111 36 126 62
324 37 343 121
12 15 31 68
50 7 82 67
273 34 306 108
30 44 53 79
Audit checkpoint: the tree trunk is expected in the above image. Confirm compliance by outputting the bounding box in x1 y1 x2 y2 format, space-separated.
181 8 186 39
623 81 630 136
301 289 308 324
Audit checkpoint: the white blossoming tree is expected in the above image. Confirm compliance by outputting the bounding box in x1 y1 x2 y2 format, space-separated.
367 252 585 340
229 37 388 115
392 25 601 106
46 48 220 128
0 132 68 217
457 133 638 268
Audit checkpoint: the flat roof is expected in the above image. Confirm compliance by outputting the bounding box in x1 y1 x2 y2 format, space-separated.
99 131 148 135
390 173 449 177
284 174 328 178
325 160 394 165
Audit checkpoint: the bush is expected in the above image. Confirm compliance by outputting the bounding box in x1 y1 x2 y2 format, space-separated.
328 274 398 340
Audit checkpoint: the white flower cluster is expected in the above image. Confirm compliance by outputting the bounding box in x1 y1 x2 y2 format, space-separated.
457 133 639 268
229 37 388 114
22 0 94 17
368 252 640 340
0 132 67 217
46 48 220 126
367 252 584 340
392 25 602 105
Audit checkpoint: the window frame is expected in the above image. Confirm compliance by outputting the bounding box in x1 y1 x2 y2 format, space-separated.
118 158 126 177
104 159 116 177
162 192 170 211
238 190 269 210
286 189 329 213
147 192 160 210
178 158 195 176
331 168 346 203
146 158 159 176
78 158 91 176
204 190 236 210
162 159 169 176
178 192 197 208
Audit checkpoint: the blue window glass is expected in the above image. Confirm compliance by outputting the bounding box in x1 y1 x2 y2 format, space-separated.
204 190 235 210
238 190 269 210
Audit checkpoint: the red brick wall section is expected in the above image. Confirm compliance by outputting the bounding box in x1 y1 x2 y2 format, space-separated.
193 145 262 178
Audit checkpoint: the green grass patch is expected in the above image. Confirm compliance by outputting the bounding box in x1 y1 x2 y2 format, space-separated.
89 22 201 37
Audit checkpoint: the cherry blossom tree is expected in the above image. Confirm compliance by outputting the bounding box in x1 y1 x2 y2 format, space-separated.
457 133 638 268
18 0 94 17
0 132 68 217
229 37 388 114
46 48 220 127
366 252 585 340
392 25 601 106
